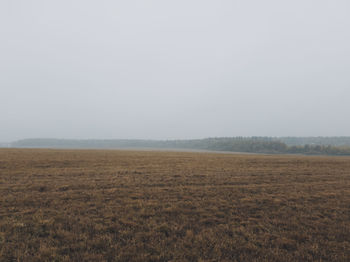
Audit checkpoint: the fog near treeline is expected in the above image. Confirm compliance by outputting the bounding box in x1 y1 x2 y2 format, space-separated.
4 137 350 155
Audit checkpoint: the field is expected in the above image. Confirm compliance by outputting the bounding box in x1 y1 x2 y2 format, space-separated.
0 149 349 261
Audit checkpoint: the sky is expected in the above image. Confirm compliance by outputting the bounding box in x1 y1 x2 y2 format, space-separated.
1 0 350 141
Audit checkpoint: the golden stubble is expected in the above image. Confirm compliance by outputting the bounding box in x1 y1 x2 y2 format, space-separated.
0 149 349 261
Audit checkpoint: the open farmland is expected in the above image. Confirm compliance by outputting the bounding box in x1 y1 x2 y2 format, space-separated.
0 149 349 261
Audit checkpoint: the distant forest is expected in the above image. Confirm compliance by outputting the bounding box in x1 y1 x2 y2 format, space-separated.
8 137 350 155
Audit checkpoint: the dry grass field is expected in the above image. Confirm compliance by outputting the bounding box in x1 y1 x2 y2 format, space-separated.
0 149 349 261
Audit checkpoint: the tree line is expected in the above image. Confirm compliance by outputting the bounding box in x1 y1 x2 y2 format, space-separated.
9 137 350 155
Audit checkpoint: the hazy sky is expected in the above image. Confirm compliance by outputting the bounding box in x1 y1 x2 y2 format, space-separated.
1 0 350 141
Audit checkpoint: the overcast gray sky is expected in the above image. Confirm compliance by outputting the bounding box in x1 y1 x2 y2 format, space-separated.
1 0 349 141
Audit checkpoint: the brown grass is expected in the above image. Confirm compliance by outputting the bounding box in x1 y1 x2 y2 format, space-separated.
0 148 349 261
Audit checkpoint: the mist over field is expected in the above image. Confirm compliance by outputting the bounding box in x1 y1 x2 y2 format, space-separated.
1 0 350 142
1 2 350 261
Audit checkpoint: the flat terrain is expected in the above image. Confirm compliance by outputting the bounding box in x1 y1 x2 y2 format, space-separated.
0 149 349 261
